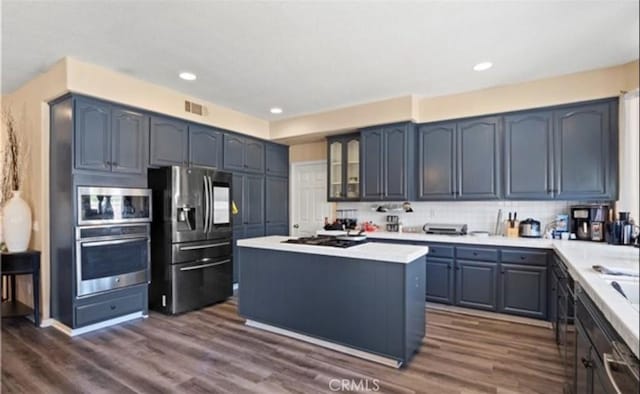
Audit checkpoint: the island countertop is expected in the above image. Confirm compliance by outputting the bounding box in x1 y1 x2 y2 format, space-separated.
237 236 429 264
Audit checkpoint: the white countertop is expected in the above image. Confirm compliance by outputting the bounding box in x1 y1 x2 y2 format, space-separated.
237 236 429 264
318 230 640 357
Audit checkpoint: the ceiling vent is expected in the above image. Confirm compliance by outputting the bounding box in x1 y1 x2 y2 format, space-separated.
185 100 206 116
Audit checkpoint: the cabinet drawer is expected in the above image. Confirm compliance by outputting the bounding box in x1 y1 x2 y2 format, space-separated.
502 249 548 266
426 244 454 258
456 247 498 262
75 290 144 327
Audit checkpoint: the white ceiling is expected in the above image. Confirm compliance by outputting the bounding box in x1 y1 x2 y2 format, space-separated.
2 1 638 120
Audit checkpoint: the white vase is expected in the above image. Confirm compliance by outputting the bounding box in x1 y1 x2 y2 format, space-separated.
2 190 32 252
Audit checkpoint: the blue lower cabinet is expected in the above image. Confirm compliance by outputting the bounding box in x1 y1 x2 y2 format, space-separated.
425 258 454 304
498 263 547 319
454 260 498 311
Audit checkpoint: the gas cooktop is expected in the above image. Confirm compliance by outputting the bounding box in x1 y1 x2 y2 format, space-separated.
282 236 367 248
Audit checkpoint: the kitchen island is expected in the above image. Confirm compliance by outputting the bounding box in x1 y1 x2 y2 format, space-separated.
236 236 429 367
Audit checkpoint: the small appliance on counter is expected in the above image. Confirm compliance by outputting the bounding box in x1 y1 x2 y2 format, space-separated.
607 211 638 246
518 218 542 238
422 223 468 236
570 204 610 242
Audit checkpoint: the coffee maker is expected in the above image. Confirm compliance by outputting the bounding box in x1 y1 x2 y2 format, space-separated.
570 204 610 242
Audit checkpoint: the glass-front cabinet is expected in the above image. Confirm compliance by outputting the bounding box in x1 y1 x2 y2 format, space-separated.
327 134 360 201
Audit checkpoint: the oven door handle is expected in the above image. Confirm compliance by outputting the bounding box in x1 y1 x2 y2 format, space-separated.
81 237 148 247
178 242 230 251
180 259 231 271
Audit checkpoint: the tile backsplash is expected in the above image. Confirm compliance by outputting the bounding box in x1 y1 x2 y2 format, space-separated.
336 200 586 233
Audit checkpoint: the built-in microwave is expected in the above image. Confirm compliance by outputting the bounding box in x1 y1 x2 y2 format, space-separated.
77 187 152 226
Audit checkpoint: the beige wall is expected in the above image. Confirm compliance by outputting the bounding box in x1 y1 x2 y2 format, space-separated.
271 96 417 140
289 141 327 162
1 58 68 318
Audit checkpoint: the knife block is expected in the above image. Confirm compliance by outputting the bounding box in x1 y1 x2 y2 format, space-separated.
505 221 520 238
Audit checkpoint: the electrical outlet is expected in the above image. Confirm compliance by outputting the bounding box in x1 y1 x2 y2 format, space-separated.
32 221 39 232
429 209 435 218
27 283 32 295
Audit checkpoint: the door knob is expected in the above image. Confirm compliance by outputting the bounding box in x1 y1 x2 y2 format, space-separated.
293 224 300 229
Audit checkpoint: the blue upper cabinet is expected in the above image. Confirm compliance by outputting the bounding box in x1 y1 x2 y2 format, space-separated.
223 134 265 173
553 101 617 200
74 98 112 172
327 134 360 201
457 116 501 200
149 116 188 167
417 121 457 200
265 143 289 177
361 123 414 201
110 108 147 175
74 98 147 175
504 111 553 199
360 128 384 200
189 125 222 169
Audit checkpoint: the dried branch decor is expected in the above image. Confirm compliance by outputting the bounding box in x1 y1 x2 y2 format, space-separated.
1 109 29 206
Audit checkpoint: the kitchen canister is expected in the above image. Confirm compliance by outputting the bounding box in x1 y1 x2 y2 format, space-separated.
2 190 32 252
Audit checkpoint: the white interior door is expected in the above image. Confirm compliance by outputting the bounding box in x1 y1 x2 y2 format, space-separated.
290 161 333 237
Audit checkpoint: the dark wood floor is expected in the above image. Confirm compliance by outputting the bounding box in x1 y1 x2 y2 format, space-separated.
1 300 565 393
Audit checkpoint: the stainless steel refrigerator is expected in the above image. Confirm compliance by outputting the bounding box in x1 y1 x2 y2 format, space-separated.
148 166 233 314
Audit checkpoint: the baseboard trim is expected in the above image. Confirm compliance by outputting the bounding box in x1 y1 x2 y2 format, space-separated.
50 312 145 336
245 319 402 368
426 303 552 329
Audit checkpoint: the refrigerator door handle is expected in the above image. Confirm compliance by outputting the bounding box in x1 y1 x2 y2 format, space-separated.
203 175 210 233
208 175 214 231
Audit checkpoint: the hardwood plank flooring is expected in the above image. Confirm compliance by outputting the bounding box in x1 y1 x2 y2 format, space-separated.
1 300 564 393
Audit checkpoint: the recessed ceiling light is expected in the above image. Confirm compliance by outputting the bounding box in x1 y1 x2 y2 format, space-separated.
179 72 197 81
473 62 493 71
270 107 283 114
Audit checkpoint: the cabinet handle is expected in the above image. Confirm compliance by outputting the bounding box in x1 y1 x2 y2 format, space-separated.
105 161 112 165
110 305 116 311
520 256 526 260
112 162 118 167
243 222 248 225
473 252 478 256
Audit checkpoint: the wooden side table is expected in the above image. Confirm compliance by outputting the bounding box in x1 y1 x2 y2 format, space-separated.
1 250 40 326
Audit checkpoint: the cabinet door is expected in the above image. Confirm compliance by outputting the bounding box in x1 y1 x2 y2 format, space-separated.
383 125 408 200
74 98 111 172
455 260 498 311
554 103 612 199
417 122 456 200
265 176 288 227
457 116 501 199
345 137 360 200
149 116 188 166
231 173 245 227
575 323 593 394
426 258 454 304
499 264 547 319
266 143 289 177
189 125 222 169
244 139 265 173
111 108 147 175
360 128 384 200
244 175 264 226
223 134 246 171
504 111 553 199
327 139 345 200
